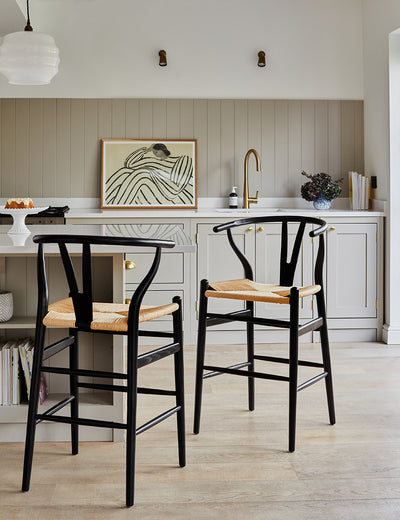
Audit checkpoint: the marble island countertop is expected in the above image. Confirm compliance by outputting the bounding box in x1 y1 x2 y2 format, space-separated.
0 224 195 254
66 205 385 220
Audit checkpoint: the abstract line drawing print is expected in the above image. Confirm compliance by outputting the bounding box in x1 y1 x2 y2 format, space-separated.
104 142 195 207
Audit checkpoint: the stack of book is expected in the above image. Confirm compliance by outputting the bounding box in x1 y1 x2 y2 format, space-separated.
0 338 47 406
349 171 370 210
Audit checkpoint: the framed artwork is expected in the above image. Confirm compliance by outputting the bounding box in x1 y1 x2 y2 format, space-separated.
101 139 197 210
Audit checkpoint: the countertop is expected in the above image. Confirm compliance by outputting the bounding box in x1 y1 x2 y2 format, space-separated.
0 224 195 254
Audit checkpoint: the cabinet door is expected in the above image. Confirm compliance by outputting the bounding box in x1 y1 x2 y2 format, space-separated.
255 223 313 319
197 223 255 323
326 223 377 318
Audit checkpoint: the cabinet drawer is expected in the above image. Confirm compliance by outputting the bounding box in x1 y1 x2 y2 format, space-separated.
125 253 184 284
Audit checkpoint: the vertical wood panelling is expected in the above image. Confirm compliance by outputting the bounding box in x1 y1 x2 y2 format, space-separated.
234 100 248 193
194 100 208 197
29 99 43 197
301 100 315 177
55 99 71 197
152 99 167 137
125 99 139 137
248 100 262 198
166 99 180 138
288 101 302 197
207 100 221 197
220 100 235 196
275 101 289 197
0 98 364 199
179 100 194 138
1 99 16 196
328 101 341 183
354 101 364 175
315 101 329 173
15 99 29 196
341 101 356 186
111 99 126 138
42 99 57 196
70 99 85 197
139 100 153 138
261 101 275 196
84 100 98 198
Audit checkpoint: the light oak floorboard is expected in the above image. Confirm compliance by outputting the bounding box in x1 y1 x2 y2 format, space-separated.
1 342 400 518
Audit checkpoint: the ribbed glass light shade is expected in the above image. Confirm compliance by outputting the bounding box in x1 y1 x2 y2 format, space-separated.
0 31 60 85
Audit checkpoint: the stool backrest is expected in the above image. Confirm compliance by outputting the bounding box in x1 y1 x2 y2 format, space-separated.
213 216 328 287
33 234 175 330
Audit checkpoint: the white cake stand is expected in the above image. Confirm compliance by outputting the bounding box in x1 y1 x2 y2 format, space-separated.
0 206 49 234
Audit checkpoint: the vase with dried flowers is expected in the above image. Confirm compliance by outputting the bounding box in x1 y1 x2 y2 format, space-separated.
300 170 343 210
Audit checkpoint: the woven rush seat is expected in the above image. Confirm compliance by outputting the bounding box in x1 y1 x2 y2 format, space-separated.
43 297 179 331
206 278 321 304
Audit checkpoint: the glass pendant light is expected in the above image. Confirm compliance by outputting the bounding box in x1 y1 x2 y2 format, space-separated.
0 0 60 85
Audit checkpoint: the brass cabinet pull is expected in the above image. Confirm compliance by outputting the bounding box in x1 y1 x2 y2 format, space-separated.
125 298 131 305
257 226 264 232
125 260 136 270
330 226 336 231
247 227 254 232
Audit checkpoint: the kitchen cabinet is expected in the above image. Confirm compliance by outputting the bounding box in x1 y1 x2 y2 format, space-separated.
325 222 377 319
196 217 383 343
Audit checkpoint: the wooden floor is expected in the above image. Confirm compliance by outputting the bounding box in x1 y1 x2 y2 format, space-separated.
1 341 400 519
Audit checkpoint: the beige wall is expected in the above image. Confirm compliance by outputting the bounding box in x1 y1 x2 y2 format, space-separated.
1 0 363 99
0 98 364 200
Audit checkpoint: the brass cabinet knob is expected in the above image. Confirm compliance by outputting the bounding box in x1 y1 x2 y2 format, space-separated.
125 260 136 270
247 227 254 232
125 298 131 304
330 226 336 231
257 226 264 232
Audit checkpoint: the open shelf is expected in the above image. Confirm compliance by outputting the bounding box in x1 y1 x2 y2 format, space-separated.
0 316 36 329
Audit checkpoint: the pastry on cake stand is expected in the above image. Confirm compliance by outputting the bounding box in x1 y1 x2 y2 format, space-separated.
0 206 49 234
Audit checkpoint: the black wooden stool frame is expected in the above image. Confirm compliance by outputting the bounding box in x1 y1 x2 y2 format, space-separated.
193 216 335 452
22 234 185 507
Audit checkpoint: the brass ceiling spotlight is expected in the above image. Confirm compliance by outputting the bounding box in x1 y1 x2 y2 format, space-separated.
258 51 266 67
159 50 167 67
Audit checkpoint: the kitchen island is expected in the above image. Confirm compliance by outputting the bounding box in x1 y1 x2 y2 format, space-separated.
0 223 194 442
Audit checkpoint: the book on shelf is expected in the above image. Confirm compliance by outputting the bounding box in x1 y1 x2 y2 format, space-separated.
348 171 370 210
18 338 33 401
0 337 47 406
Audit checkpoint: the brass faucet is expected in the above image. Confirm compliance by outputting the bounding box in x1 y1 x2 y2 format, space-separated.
243 149 261 209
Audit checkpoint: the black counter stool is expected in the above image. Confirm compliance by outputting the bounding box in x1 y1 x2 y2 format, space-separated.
22 234 185 507
193 216 335 452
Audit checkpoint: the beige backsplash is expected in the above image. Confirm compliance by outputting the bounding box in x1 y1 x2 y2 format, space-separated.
0 99 363 200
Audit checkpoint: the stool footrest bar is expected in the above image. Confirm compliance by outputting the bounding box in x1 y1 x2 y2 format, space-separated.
138 343 180 368
298 317 324 336
204 361 251 379
136 406 181 435
40 366 128 379
35 396 75 423
297 372 328 392
42 336 75 361
254 355 324 368
203 365 289 382
35 414 127 430
137 387 177 396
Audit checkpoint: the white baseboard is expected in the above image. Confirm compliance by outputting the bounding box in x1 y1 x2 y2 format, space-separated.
382 324 400 344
